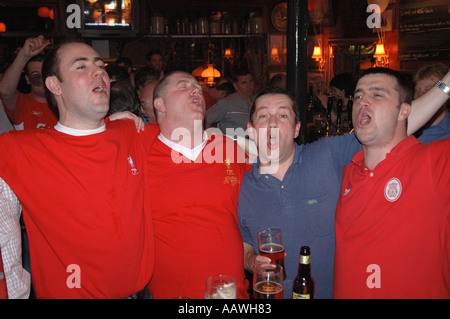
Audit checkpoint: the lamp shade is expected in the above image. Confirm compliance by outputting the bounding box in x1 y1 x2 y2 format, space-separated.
38 7 50 18
373 43 386 58
192 66 206 77
312 46 322 61
271 47 279 57
201 64 221 86
0 23 6 32
201 64 221 78
224 48 232 58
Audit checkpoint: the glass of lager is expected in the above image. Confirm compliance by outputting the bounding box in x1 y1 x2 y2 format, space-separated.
253 263 283 299
205 275 237 299
257 228 287 278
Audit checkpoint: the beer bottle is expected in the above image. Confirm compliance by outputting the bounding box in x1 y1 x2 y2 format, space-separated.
334 94 343 136
347 95 354 131
306 85 315 127
292 246 315 299
324 95 334 136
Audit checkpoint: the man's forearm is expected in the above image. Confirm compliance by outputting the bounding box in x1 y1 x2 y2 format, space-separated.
0 52 30 110
408 70 450 135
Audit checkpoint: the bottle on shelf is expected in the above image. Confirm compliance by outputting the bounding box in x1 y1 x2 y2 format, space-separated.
324 95 334 137
334 94 343 136
347 95 354 132
292 246 315 299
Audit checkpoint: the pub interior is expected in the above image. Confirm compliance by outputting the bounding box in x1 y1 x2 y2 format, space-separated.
1 0 449 140
1 0 449 142
0 0 449 300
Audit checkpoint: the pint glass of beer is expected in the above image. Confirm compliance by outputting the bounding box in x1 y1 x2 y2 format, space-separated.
257 228 287 278
253 263 283 299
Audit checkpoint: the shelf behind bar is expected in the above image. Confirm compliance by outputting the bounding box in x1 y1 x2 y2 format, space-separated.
144 34 266 39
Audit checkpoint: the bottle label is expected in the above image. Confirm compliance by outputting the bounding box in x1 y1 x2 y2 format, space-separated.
292 292 311 299
300 255 310 264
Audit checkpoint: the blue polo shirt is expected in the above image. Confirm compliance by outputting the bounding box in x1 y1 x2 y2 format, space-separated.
238 133 361 299
416 110 450 144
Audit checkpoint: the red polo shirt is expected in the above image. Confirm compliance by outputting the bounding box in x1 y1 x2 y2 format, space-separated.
334 137 450 299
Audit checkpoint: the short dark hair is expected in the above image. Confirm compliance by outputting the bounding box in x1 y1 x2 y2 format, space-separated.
231 68 252 82
41 43 65 108
115 56 132 69
249 87 300 125
109 81 141 117
146 49 162 61
413 63 449 83
134 67 160 92
330 73 356 98
360 67 414 105
105 63 130 83
216 81 236 97
152 70 190 102
41 39 84 108
25 54 45 75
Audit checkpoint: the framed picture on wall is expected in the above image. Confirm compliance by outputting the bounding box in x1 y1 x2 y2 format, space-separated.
309 0 334 26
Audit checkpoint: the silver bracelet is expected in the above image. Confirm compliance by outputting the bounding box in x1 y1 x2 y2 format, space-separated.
435 81 450 97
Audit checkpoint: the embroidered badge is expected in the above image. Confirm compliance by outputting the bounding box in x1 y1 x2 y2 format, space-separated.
127 155 139 175
384 178 401 202
223 159 239 186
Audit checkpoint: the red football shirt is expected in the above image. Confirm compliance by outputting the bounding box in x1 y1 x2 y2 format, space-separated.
334 137 450 299
143 124 251 298
5 93 57 130
0 120 154 298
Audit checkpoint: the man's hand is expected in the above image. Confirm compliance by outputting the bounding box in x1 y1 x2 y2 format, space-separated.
108 111 145 132
20 35 50 58
243 242 271 271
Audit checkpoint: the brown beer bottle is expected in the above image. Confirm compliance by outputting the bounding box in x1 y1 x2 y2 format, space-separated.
334 95 343 136
347 95 354 131
292 246 315 299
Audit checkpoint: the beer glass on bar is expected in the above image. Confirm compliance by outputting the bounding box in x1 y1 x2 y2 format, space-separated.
205 275 237 299
253 263 283 299
257 228 287 278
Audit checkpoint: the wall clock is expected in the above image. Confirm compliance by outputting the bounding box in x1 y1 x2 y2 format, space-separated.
271 2 288 32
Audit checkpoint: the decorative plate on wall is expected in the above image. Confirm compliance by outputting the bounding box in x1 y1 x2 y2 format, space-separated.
271 2 288 32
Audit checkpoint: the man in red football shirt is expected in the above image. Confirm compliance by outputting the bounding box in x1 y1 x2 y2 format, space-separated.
141 71 251 298
334 67 449 299
0 35 57 130
0 41 154 298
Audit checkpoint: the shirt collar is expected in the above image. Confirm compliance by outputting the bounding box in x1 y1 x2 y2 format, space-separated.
351 135 420 168
54 122 106 136
158 131 208 161
251 143 303 181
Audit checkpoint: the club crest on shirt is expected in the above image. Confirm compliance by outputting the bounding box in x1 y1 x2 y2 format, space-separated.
127 155 139 175
384 178 402 202
223 159 239 186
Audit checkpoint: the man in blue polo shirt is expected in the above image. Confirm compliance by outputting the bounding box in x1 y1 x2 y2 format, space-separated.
238 78 450 298
412 63 450 144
